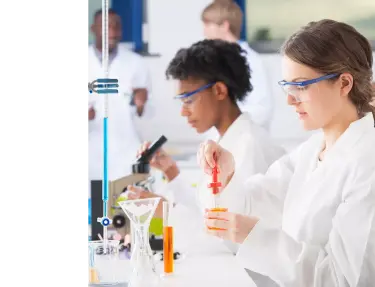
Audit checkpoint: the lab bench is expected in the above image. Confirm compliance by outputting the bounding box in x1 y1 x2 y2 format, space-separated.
91 203 256 287
89 159 256 286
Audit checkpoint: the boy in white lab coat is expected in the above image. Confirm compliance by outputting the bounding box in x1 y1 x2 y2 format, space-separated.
201 0 273 131
88 9 152 180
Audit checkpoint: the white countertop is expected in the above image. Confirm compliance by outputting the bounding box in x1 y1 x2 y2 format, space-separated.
104 236 255 286
155 250 256 287
157 204 257 287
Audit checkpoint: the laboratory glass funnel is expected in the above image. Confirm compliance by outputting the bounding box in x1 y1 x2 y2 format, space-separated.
119 198 161 287
88 240 121 286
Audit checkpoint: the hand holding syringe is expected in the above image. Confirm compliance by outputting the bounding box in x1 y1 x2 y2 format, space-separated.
207 155 228 231
198 140 235 187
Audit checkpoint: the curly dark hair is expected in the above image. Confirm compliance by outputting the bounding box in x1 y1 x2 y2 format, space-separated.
165 39 253 103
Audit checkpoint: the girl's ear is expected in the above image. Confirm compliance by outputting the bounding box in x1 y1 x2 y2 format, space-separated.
338 73 353 97
213 82 228 101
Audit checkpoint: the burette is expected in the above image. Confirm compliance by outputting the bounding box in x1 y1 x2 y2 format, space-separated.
98 0 111 251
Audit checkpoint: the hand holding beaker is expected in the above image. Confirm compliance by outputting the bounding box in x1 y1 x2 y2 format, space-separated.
204 211 259 244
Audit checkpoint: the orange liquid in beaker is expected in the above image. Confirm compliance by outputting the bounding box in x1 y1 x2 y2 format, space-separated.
207 207 228 230
163 226 174 274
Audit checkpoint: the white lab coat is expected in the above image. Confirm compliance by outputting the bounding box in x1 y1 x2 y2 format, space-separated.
168 112 285 215
224 113 375 286
88 45 151 180
237 41 273 130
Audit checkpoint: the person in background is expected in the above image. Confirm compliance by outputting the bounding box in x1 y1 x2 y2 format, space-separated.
199 19 375 286
128 40 284 243
88 8 152 181
201 0 273 131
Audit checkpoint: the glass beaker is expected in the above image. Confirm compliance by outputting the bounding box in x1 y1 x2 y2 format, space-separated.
119 198 161 287
88 240 120 286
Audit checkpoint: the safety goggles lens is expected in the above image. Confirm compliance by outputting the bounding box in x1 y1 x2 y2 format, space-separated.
174 82 215 107
281 85 310 103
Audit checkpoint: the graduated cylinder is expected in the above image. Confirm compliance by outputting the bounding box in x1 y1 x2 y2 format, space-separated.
163 201 174 274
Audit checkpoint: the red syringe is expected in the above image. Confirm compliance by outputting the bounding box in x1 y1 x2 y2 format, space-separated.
208 155 222 207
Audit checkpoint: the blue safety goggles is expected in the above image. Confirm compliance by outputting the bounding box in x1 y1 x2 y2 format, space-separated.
278 73 340 102
278 73 339 88
174 83 215 101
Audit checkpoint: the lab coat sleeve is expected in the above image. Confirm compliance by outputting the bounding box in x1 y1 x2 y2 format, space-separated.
236 164 375 287
224 148 297 223
216 132 273 215
216 146 295 255
131 55 151 91
165 173 202 214
88 93 101 133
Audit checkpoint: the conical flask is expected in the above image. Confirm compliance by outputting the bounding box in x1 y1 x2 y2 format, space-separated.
119 198 161 287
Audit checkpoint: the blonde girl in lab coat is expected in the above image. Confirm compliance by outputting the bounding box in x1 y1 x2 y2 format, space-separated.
129 39 284 217
201 0 273 131
199 19 375 286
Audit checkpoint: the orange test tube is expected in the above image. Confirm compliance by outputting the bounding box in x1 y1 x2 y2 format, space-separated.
163 201 174 274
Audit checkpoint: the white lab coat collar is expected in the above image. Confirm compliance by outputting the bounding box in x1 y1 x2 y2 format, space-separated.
88 44 133 82
92 45 118 65
218 112 252 147
323 113 374 162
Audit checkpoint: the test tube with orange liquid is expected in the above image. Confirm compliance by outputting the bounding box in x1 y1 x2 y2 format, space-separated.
207 156 228 230
89 267 99 284
89 245 99 284
163 201 174 274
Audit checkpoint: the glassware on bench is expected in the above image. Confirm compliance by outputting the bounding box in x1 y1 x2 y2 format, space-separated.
88 239 121 285
119 198 161 287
